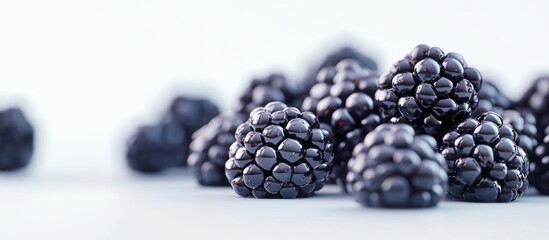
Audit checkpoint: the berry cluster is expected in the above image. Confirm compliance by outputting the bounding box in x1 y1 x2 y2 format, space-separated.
0 108 34 171
301 59 381 188
346 124 448 208
376 44 482 136
225 102 334 198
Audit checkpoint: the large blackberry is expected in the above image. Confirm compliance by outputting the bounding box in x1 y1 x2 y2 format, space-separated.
225 102 334 199
0 108 34 171
517 76 549 130
301 46 378 95
530 126 549 195
346 124 447 208
163 96 220 165
234 74 300 115
376 44 482 136
188 114 245 186
301 59 381 187
472 80 512 117
126 122 186 173
441 112 529 202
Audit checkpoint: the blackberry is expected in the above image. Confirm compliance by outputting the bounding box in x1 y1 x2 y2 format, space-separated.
126 122 186 173
441 112 529 202
301 59 381 187
530 126 549 195
301 46 378 95
517 76 549 130
0 108 34 171
472 80 512 117
501 110 538 156
163 97 220 165
346 124 447 208
188 114 245 186
225 101 334 199
234 74 300 115
376 44 482 136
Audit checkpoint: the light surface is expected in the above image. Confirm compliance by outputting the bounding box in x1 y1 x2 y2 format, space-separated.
1 0 549 239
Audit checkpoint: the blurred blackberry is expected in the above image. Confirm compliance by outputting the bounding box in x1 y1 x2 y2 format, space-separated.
234 74 300 115
188 114 245 186
472 80 512 117
376 44 482 136
517 76 549 130
441 112 529 202
530 126 549 195
501 110 538 156
0 108 34 171
301 59 381 188
126 122 186 173
225 102 334 199
163 97 220 166
346 124 447 208
301 46 378 95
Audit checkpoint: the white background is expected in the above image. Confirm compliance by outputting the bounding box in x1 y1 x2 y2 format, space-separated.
1 1 548 239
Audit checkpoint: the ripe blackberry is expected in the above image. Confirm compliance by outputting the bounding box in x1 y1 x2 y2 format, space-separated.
225 102 334 199
472 80 512 117
301 46 378 95
0 108 34 171
126 122 186 173
163 97 220 165
301 59 381 187
376 44 482 136
530 126 549 195
188 114 245 186
517 76 549 130
234 74 300 115
346 124 448 208
501 110 538 156
441 112 529 202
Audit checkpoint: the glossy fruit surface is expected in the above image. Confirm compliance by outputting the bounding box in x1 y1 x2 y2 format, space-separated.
376 44 482 136
226 101 334 199
234 74 300 115
346 124 447 208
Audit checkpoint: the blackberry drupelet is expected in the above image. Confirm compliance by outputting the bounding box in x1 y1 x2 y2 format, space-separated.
126 122 186 173
346 124 448 208
0 108 34 171
301 46 378 95
530 126 549 195
188 114 245 186
234 74 300 115
225 101 334 199
441 112 529 202
376 44 482 136
163 97 220 165
517 76 549 130
472 80 512 117
301 59 381 188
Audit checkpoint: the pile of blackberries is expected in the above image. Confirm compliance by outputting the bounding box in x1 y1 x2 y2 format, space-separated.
124 44 549 208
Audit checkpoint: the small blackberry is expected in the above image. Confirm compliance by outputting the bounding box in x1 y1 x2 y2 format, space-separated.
517 76 549 130
472 80 512 117
376 44 482 136
441 112 529 202
126 122 186 173
301 46 378 95
530 126 549 195
163 97 220 165
301 59 381 187
501 110 538 156
0 108 34 171
225 102 334 199
346 124 448 208
188 114 245 186
234 74 300 115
